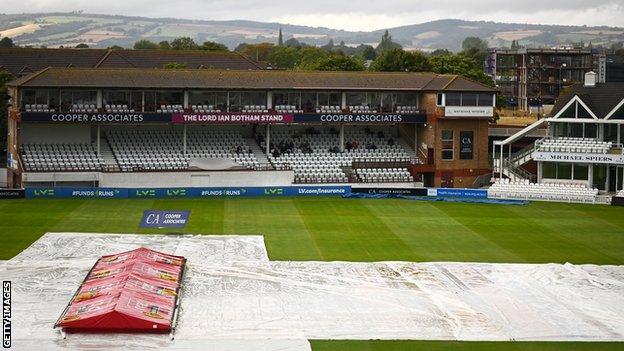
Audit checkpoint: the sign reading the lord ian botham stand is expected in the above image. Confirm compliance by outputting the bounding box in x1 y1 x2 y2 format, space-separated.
140 210 190 228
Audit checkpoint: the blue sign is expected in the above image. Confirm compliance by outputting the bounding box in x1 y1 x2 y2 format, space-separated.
140 210 190 228
431 188 488 199
25 186 351 199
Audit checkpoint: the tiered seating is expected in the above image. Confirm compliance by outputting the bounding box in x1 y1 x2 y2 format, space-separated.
489 179 599 203
106 129 259 171
349 105 377 113
316 105 342 113
21 144 103 172
156 105 184 113
356 168 413 183
617 189 624 197
24 104 55 112
105 104 135 113
192 105 222 113
70 104 97 113
536 137 612 154
274 105 302 113
186 129 258 169
396 105 418 113
243 105 268 113
267 127 414 183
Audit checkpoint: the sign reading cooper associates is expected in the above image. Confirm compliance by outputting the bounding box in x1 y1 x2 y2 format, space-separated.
20 112 172 123
459 131 474 160
531 152 624 165
444 106 493 117
140 210 190 228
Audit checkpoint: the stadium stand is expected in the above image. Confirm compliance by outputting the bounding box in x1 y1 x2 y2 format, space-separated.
21 144 103 172
355 168 413 183
105 128 259 171
489 178 599 203
536 137 613 154
70 104 97 113
24 104 54 112
265 126 415 183
191 105 222 113
105 104 135 113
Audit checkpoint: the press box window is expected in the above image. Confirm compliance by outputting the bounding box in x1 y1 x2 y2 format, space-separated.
441 130 454 160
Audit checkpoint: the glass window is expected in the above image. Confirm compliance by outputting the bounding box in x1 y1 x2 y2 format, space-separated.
189 91 229 108
605 124 618 142
557 163 572 179
573 164 588 180
347 92 366 106
441 130 454 160
301 92 316 112
60 90 97 111
543 162 557 178
317 92 341 107
446 93 461 106
570 123 583 138
437 93 444 106
155 91 183 108
462 93 478 106
103 91 132 107
477 93 493 106
143 91 156 112
584 123 597 139
241 91 267 107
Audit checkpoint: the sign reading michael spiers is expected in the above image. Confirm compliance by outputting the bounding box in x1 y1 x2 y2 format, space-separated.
460 131 474 160
140 210 190 228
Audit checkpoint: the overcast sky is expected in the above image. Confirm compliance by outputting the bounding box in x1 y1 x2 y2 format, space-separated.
3 0 624 31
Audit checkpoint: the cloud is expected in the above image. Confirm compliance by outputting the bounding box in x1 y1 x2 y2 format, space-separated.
2 0 623 31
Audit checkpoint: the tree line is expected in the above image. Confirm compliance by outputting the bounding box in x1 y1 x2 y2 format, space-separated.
129 32 494 86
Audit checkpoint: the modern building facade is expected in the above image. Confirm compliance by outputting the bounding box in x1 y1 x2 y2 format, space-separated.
486 48 596 111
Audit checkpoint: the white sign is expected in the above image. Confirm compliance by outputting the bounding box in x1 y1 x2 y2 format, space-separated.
445 106 493 117
532 152 624 164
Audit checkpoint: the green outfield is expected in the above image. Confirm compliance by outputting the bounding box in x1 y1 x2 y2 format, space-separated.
1 197 623 350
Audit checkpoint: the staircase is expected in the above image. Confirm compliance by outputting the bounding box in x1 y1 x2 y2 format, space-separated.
98 138 120 171
494 118 547 182
398 138 419 163
245 138 273 169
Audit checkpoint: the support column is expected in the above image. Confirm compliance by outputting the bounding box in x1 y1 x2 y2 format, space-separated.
183 91 189 109
414 125 418 158
500 144 504 179
267 92 273 110
96 125 101 156
537 161 543 183
340 125 345 152
96 90 103 109
266 124 271 155
341 92 347 110
589 164 594 188
183 125 187 156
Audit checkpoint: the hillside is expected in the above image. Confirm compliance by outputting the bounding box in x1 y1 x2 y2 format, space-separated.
1 12 622 51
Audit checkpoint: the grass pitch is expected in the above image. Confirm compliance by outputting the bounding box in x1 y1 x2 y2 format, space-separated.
1 197 623 350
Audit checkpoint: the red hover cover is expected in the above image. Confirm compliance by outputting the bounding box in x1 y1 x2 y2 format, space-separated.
55 247 186 333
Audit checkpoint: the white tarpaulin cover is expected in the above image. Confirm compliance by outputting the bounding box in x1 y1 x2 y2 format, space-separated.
2 232 624 350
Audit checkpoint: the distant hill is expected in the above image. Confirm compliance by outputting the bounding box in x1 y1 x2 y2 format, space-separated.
1 12 622 51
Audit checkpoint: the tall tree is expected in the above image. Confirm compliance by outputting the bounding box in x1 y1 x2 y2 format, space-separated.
170 37 198 50
376 30 402 54
278 28 284 46
284 37 303 48
0 37 14 48
236 43 275 62
158 41 171 50
75 43 89 48
462 36 489 52
302 55 365 71
134 39 158 50
370 49 431 72
200 41 228 51
267 46 299 68
429 53 494 86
